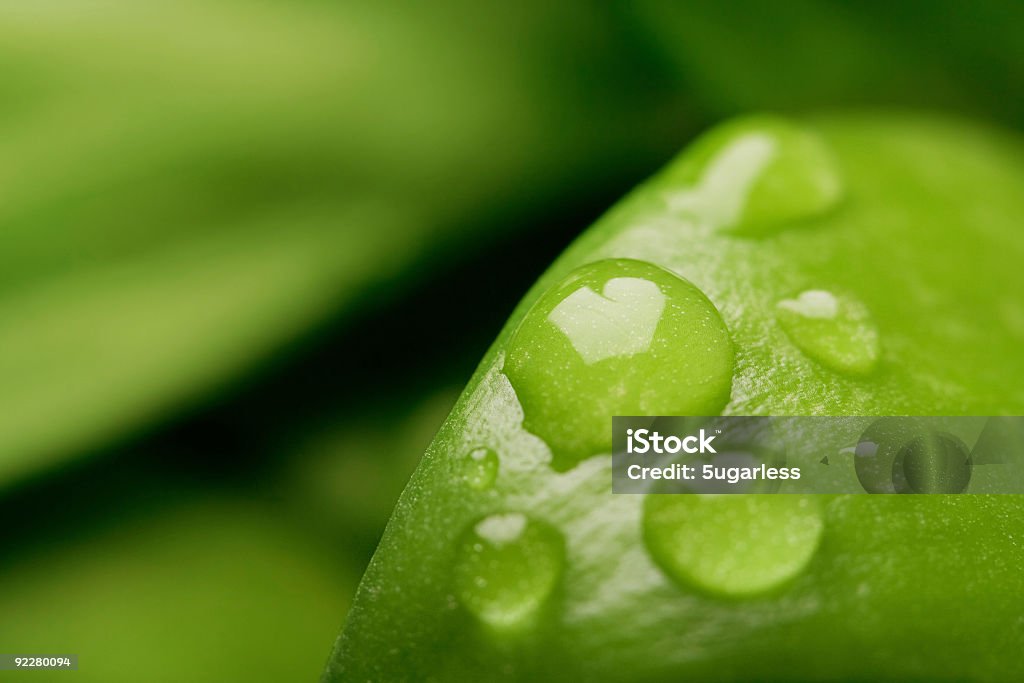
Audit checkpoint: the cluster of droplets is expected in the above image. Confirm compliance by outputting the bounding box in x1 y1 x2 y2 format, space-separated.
449 117 870 626
497 116 874 477
660 117 882 373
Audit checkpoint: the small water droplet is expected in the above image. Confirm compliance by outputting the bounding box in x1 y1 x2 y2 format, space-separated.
894 432 972 494
643 495 824 597
855 418 978 493
776 289 879 375
459 446 499 490
665 116 843 236
504 259 734 471
855 417 914 494
453 513 564 629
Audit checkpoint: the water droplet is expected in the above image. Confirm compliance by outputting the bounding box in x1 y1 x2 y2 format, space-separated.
856 418 978 493
854 417 941 493
453 513 564 629
504 259 734 471
894 432 972 494
776 289 879 375
665 116 842 236
643 495 824 597
459 446 498 490
855 417 912 493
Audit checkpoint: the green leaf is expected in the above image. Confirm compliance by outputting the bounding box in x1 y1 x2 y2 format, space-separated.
0 205 411 487
326 113 1024 681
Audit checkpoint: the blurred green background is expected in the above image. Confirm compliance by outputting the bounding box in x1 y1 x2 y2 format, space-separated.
1 1 1022 680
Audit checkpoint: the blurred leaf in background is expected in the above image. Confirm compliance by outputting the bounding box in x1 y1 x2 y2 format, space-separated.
627 0 1024 125
0 383 454 683
0 0 684 488
0 495 355 683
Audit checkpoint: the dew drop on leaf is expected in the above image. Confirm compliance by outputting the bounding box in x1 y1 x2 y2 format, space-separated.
664 116 843 236
776 289 879 375
453 513 564 629
459 446 499 490
642 495 824 597
855 418 976 494
895 432 972 494
504 259 734 471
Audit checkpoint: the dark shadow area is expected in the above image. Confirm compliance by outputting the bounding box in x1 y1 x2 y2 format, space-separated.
0 167 668 565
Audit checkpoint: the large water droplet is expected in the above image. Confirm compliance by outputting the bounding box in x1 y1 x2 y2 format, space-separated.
459 446 499 490
504 259 734 471
776 289 879 375
453 513 564 629
643 495 824 597
665 116 843 236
